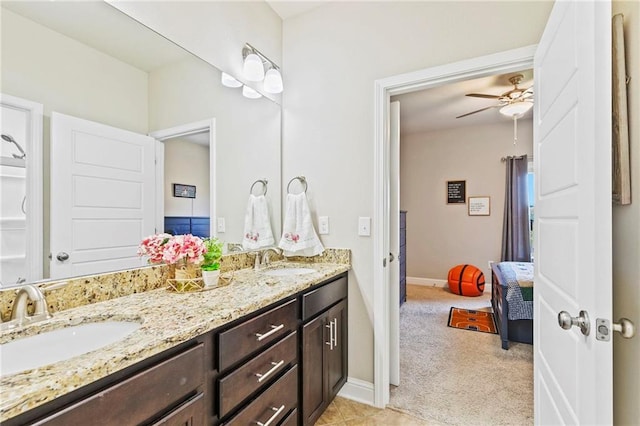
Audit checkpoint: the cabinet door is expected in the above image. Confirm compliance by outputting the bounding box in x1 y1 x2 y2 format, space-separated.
152 393 204 426
301 312 329 425
327 300 347 399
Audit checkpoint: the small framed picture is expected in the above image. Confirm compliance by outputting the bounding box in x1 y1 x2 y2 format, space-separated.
446 180 466 204
468 196 490 216
173 183 196 199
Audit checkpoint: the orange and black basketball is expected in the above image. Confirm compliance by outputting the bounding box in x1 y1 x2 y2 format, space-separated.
447 264 485 297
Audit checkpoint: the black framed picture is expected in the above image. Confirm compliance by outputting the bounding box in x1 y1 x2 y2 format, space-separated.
173 183 196 199
446 180 466 204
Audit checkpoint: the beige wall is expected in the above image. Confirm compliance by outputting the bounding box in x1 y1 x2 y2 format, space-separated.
282 1 553 384
148 55 282 246
400 120 533 282
612 1 640 424
0 9 149 133
164 139 210 217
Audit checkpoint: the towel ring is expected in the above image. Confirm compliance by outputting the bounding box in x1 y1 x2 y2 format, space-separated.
287 176 307 194
250 179 268 196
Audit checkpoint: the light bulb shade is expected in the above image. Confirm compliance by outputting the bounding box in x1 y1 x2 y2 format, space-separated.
221 72 242 88
242 85 262 99
263 68 283 94
243 53 264 81
499 101 533 118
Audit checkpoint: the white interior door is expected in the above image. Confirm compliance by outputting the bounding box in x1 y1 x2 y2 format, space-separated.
533 1 612 424
50 112 156 279
389 101 400 386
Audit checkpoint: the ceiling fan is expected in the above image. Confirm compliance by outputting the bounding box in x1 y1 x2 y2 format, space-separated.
456 74 534 119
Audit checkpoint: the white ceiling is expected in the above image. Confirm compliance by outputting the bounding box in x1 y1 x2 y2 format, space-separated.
265 1 327 20
391 70 534 135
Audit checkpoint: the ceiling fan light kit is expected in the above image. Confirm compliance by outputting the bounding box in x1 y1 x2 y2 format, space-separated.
456 73 534 145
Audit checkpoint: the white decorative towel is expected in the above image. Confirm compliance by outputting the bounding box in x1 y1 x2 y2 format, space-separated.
278 193 324 257
242 194 275 250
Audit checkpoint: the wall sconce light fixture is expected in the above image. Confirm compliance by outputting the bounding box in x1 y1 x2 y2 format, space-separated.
242 43 283 95
221 72 242 88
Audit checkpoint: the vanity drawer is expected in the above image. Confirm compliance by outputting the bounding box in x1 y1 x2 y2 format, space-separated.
302 276 347 321
222 365 298 426
36 344 204 425
218 331 297 417
218 299 297 372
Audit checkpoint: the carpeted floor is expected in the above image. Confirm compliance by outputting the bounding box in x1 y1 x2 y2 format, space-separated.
388 284 533 425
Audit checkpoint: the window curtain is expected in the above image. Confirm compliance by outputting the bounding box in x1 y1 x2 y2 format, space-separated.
501 155 531 262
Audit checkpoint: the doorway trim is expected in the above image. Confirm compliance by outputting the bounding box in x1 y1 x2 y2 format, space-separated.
372 45 537 407
150 118 217 237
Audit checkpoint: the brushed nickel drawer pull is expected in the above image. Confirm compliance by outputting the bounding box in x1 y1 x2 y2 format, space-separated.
325 321 334 350
255 324 284 341
255 360 285 383
333 318 338 348
256 404 285 426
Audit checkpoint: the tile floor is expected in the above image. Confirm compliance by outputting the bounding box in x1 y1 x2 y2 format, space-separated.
315 396 432 425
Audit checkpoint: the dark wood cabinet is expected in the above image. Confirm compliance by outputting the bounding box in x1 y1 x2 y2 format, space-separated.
8 272 350 426
301 276 348 426
29 342 207 426
399 210 407 305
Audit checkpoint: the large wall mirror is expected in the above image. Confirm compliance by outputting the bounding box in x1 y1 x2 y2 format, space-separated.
0 1 281 287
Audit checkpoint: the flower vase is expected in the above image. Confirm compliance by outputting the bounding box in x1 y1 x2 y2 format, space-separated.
202 269 220 288
174 262 198 280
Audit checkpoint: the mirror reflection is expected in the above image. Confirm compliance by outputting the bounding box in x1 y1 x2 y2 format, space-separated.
0 1 281 287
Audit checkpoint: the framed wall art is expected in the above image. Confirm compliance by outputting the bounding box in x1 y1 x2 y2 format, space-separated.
446 180 466 204
173 183 196 199
468 196 490 216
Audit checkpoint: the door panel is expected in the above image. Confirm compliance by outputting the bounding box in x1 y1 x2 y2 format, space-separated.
533 1 612 424
50 112 156 279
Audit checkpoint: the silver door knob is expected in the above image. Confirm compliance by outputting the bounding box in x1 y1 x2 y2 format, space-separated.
56 252 70 262
558 310 590 336
613 318 636 339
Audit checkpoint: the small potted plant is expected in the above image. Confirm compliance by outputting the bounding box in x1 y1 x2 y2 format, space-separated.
201 237 223 287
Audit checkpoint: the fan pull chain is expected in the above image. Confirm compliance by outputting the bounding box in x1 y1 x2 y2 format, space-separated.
513 115 518 145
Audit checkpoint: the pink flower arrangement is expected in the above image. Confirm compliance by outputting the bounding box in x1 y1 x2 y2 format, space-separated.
138 233 206 265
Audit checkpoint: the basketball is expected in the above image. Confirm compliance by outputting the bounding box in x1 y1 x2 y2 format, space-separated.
447 264 485 296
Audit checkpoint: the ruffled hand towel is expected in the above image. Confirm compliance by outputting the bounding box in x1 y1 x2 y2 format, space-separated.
278 192 324 257
242 194 275 250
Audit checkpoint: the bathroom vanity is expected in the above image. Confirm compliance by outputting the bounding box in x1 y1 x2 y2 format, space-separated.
0 263 349 426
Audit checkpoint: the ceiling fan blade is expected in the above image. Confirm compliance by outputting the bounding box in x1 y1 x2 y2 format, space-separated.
465 93 502 99
456 105 499 119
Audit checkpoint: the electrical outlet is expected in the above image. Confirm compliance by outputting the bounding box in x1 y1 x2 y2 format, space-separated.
358 217 371 236
217 217 226 233
318 216 329 235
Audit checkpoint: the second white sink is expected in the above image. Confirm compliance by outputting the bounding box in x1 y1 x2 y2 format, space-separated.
0 321 141 377
262 267 316 277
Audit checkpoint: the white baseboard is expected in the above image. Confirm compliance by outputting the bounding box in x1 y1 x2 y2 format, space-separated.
337 377 375 406
407 276 492 293
407 276 448 287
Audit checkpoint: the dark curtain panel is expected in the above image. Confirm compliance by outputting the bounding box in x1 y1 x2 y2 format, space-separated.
501 155 531 262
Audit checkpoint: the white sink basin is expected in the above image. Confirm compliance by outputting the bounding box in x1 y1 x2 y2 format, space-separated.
0 321 141 377
262 267 316 277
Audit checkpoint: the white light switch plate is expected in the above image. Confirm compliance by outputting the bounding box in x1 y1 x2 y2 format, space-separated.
217 217 226 233
358 217 371 236
318 216 329 234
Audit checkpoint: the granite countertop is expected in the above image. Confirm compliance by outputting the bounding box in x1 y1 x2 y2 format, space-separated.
0 261 349 422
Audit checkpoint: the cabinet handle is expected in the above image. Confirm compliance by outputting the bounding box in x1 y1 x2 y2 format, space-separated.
325 321 334 350
255 360 285 383
333 318 338 349
255 324 284 341
256 404 286 426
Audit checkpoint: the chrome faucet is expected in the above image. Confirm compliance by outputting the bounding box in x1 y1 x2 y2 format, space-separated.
260 247 283 267
8 284 51 327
